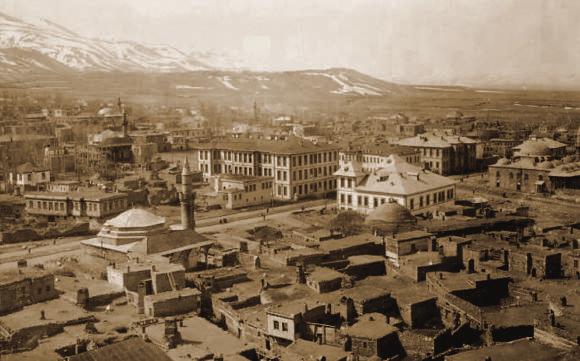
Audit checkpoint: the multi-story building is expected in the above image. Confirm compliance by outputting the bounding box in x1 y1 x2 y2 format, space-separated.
43 144 76 175
398 123 425 137
486 139 521 158
396 133 478 175
194 136 339 201
339 143 421 173
335 154 457 216
24 190 129 221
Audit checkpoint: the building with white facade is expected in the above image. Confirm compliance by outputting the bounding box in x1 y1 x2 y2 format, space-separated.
194 136 339 201
335 154 457 216
209 174 274 209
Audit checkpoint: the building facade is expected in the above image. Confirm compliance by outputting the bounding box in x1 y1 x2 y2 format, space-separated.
210 174 274 209
24 190 129 221
396 133 478 175
335 155 457 216
195 137 339 201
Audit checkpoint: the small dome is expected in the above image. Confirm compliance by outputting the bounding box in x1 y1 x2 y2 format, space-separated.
366 201 416 234
105 208 166 229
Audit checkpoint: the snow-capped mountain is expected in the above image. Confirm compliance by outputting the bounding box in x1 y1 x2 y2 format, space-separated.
0 11 215 73
0 11 404 98
170 68 404 97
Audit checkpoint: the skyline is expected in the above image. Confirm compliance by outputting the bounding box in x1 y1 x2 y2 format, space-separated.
1 0 579 89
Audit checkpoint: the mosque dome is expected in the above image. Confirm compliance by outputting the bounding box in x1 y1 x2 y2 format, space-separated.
105 208 166 229
514 140 551 157
365 201 416 234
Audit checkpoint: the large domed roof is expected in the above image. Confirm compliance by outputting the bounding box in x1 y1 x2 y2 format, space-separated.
365 201 416 233
514 140 551 157
105 208 166 229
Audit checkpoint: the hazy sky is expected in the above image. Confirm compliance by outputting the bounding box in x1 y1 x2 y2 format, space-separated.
1 0 579 88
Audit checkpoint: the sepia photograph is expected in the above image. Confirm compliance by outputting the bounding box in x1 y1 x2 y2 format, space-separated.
0 0 578 360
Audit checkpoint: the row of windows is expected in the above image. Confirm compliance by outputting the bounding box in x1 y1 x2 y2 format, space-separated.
408 189 453 210
339 194 392 206
29 200 66 212
273 320 289 332
497 171 544 182
338 188 453 209
17 172 48 182
27 198 126 213
200 150 338 167
292 166 337 181
292 179 336 196
204 162 338 182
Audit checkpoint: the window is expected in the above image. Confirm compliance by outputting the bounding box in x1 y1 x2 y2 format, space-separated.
273 320 280 330
282 322 288 332
410 198 414 209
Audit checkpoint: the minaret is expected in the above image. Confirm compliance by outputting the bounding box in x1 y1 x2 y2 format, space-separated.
180 157 195 230
121 103 128 138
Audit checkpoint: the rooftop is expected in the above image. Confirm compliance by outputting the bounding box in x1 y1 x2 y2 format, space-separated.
194 135 338 154
346 313 398 339
307 267 344 282
105 208 166 229
445 339 569 361
351 155 457 196
68 337 172 361
145 287 201 302
396 133 477 148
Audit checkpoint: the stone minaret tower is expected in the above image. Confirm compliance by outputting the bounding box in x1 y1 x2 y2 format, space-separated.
180 157 196 230
122 104 128 138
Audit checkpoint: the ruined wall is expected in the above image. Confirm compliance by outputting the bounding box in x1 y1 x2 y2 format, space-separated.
144 292 200 317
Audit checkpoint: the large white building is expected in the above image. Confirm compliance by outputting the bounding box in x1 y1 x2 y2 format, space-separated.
194 136 339 201
335 154 457 216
